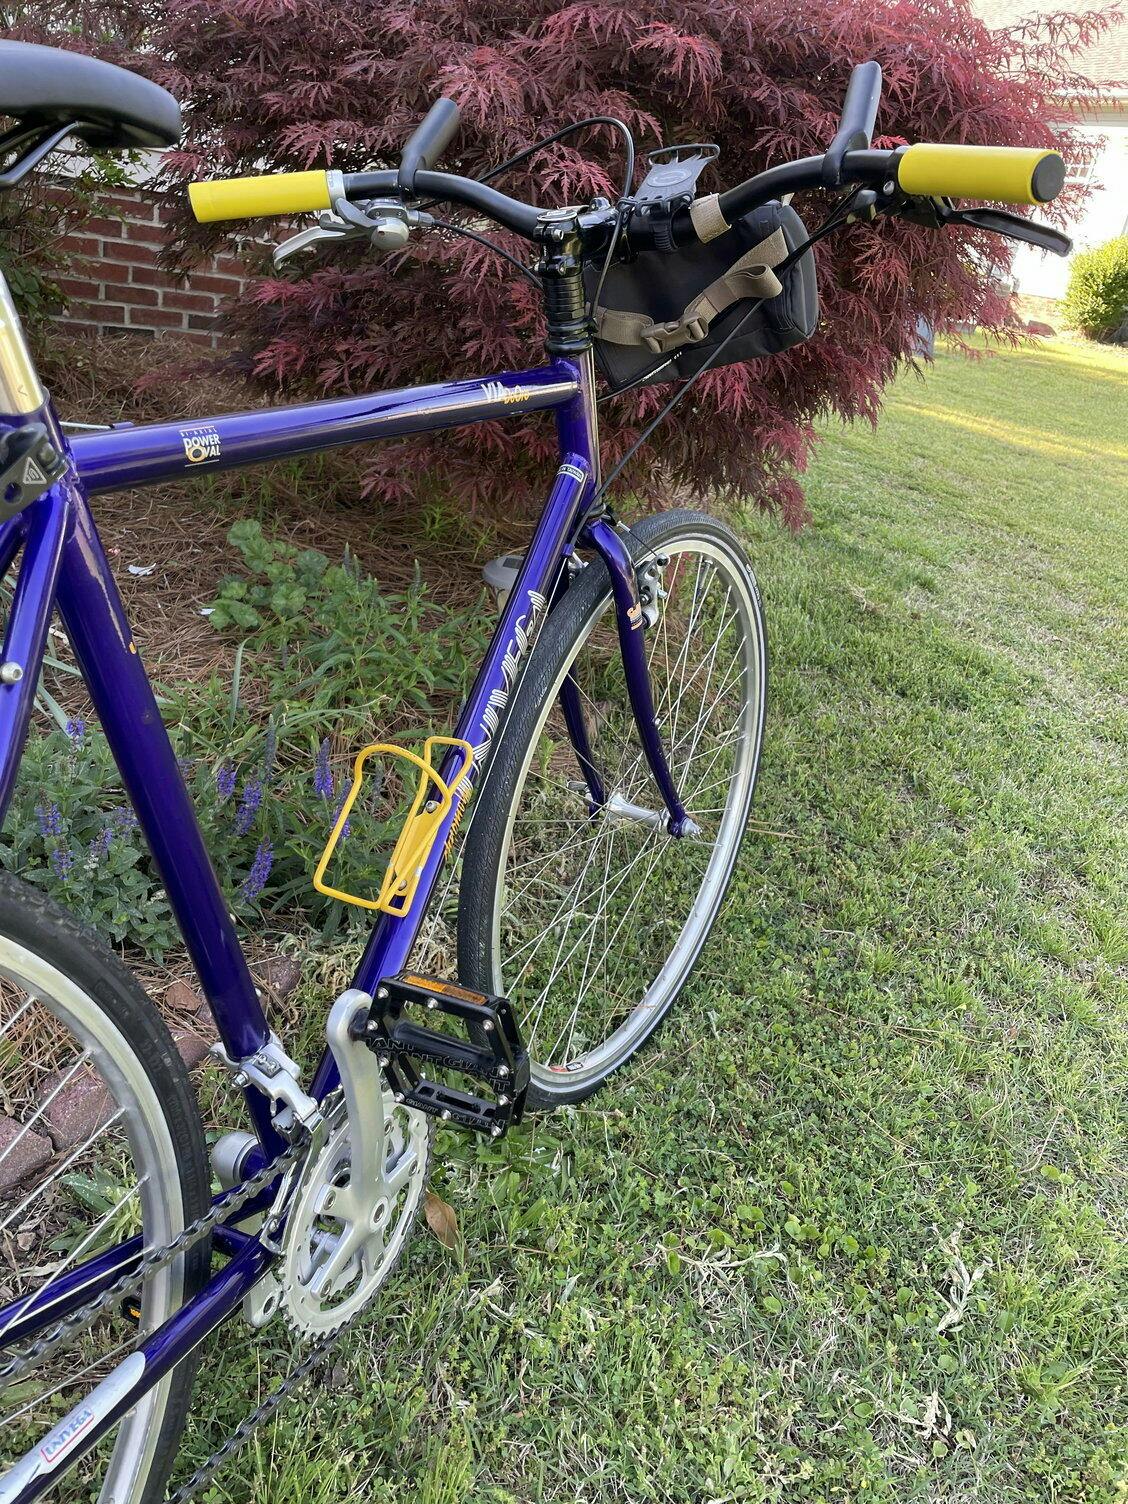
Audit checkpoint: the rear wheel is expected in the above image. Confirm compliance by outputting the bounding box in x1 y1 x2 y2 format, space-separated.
0 876 209 1503
458 510 766 1107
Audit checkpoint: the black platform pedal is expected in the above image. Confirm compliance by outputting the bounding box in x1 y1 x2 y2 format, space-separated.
357 973 530 1138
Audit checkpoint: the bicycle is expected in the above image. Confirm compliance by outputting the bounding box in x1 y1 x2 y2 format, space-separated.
0 38 1070 1504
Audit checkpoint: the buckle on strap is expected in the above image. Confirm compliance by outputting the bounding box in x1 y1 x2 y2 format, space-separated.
641 314 708 354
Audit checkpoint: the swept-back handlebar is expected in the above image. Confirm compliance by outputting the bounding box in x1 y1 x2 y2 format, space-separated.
187 56 1066 247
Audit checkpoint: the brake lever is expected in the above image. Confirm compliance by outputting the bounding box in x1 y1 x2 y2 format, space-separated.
273 199 437 269
896 194 1071 256
273 218 357 268
950 207 1072 257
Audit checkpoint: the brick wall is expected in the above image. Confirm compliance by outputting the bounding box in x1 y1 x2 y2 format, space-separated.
49 185 251 347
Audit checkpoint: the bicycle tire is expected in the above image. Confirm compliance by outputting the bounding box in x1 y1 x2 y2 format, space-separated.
458 509 766 1107
0 873 210 1504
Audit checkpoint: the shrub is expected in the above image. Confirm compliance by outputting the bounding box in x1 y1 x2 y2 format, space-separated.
3 524 488 956
1061 237 1128 340
156 0 1105 526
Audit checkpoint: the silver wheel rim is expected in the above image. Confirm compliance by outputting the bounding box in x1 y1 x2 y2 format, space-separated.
0 936 187 1503
489 532 764 1093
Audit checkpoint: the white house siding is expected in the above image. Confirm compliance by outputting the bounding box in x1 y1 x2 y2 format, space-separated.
1012 107 1128 299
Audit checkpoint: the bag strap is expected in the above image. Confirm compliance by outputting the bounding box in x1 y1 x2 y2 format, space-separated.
594 227 788 356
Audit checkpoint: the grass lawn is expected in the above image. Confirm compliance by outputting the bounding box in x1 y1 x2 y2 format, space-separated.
181 337 1127 1503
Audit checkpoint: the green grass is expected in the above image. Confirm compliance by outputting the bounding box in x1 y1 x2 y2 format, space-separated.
181 338 1127 1503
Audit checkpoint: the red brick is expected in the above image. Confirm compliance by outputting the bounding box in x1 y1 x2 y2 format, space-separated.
213 255 256 278
82 215 129 238
95 260 131 285
43 1065 114 1149
0 1112 53 1192
73 303 127 324
104 191 157 220
118 283 160 308
187 313 219 331
57 234 101 258
105 239 160 269
161 288 218 313
187 271 244 295
56 275 101 300
172 1024 213 1070
127 306 184 329
124 219 168 247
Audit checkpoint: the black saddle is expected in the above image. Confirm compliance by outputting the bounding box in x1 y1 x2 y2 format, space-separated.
0 40 180 150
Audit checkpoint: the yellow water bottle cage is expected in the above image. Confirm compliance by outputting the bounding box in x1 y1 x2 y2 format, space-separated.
313 736 474 916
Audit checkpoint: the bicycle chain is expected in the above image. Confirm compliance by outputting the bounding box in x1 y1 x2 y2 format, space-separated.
3 1088 412 1503
165 1309 356 1504
0 1137 306 1388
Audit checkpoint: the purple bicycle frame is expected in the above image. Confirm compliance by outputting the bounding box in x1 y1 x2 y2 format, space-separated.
0 341 688 1501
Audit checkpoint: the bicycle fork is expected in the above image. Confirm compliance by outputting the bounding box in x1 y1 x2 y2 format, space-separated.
564 515 694 837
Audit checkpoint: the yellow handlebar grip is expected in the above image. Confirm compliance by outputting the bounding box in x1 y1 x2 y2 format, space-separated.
896 144 1065 206
188 170 333 223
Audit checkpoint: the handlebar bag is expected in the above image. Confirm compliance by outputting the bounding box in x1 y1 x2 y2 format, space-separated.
587 199 818 390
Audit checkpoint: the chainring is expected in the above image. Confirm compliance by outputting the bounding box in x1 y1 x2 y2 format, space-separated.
280 1090 430 1336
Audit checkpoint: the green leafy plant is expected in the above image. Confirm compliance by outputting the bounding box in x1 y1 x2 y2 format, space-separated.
1061 235 1128 340
2 524 488 956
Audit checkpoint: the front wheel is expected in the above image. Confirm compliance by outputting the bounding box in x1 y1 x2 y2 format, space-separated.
458 509 766 1107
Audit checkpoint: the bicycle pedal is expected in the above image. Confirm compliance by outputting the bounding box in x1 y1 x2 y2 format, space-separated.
357 973 529 1138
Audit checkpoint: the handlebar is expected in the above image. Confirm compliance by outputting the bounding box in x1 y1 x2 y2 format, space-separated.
189 138 1064 237
188 61 1065 246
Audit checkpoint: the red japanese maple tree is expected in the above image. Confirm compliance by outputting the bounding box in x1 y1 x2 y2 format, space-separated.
155 0 1106 525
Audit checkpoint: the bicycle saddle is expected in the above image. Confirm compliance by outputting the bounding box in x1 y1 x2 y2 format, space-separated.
0 40 180 150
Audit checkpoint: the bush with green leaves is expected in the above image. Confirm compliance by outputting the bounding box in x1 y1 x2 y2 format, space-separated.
2 523 487 957
1061 236 1128 340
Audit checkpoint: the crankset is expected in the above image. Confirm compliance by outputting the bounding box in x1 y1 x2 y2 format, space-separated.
357 973 530 1138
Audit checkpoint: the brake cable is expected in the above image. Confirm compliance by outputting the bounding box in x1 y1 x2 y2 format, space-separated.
417 116 638 302
427 214 544 289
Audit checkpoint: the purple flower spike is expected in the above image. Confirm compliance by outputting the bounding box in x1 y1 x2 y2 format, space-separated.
216 762 237 802
50 846 74 880
332 787 352 841
234 777 263 836
35 803 63 837
263 722 278 781
239 839 274 903
86 827 113 869
314 738 334 801
65 718 86 746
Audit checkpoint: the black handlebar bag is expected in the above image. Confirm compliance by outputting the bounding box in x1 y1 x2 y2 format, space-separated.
586 199 818 390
